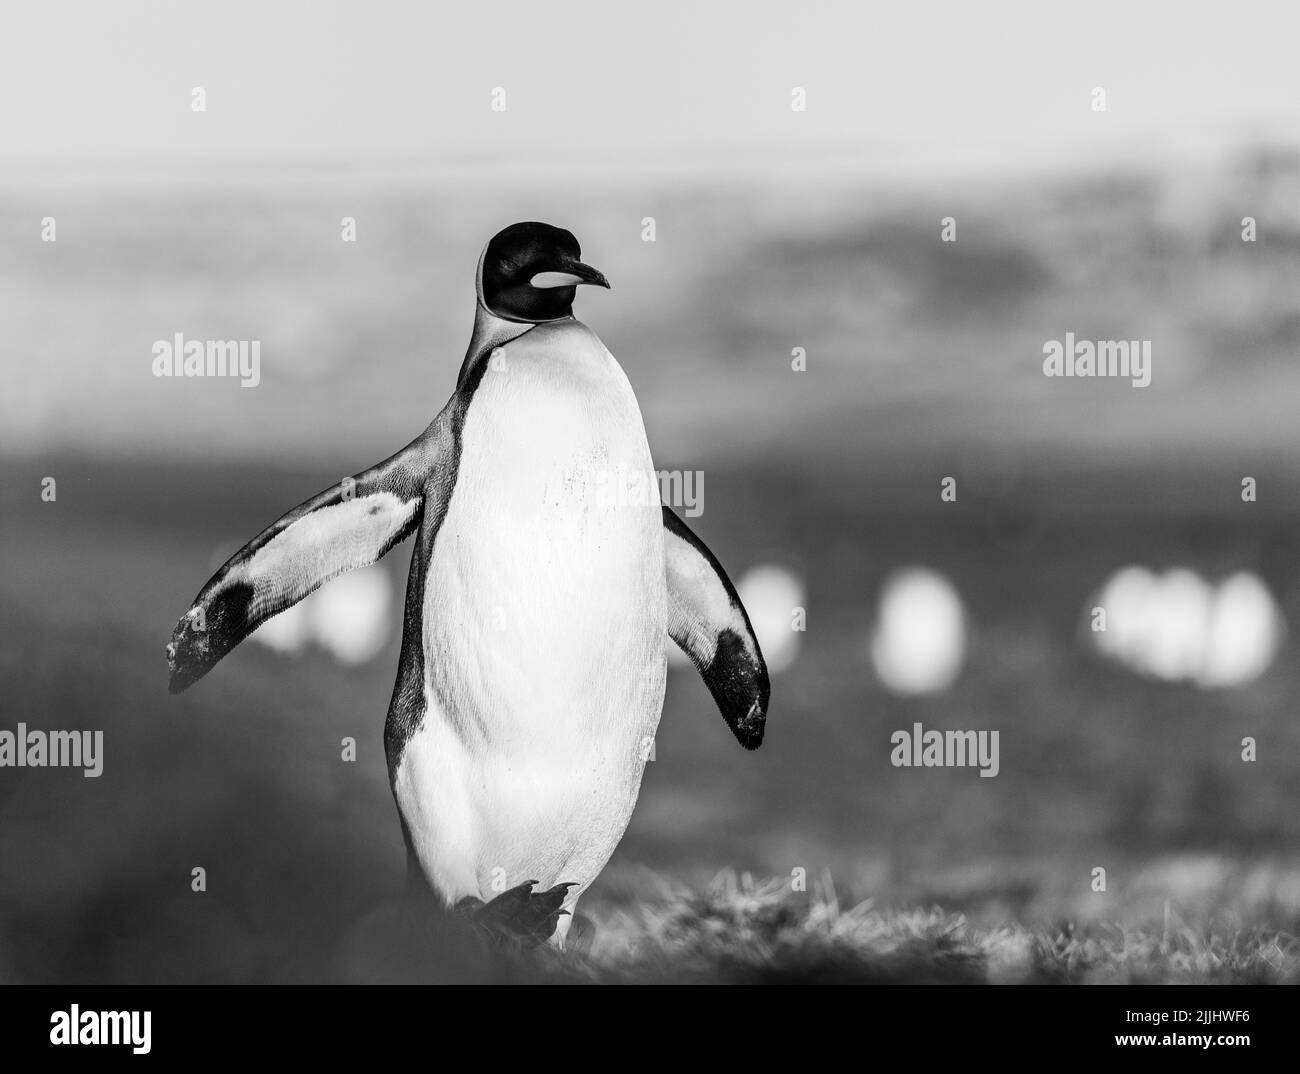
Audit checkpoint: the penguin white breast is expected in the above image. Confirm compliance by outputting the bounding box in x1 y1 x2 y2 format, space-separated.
398 320 667 903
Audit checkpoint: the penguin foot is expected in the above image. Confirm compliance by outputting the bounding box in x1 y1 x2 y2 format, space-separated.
454 880 576 947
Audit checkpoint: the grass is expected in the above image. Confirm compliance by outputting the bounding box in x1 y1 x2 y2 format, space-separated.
338 870 1300 985
580 872 1300 984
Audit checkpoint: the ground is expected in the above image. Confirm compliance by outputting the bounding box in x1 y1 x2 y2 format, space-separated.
331 870 1300 984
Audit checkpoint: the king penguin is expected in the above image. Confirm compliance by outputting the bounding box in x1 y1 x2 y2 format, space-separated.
166 222 771 946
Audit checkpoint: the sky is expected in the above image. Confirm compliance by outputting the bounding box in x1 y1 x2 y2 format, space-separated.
2 1 1297 176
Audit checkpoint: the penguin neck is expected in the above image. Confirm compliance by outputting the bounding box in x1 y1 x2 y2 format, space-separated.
457 302 573 391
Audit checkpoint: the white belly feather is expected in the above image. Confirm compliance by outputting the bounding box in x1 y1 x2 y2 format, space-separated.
394 321 667 906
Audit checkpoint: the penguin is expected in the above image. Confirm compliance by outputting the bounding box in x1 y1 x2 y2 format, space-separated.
166 221 770 946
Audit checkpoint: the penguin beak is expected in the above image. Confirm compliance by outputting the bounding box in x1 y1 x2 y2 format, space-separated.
530 258 611 290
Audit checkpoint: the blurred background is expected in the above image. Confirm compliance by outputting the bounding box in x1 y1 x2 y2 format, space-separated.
2 1 1300 981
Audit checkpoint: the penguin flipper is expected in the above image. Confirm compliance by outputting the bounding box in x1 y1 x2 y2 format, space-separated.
662 506 770 749
167 424 446 693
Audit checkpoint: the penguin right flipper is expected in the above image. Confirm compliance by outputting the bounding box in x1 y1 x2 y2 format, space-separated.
166 421 448 693
662 506 770 749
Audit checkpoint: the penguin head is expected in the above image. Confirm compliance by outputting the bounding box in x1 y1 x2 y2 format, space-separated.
476 221 610 323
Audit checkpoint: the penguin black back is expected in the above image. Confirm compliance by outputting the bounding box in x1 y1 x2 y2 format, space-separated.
479 221 610 323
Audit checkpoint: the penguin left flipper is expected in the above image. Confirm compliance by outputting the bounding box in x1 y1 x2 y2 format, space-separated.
662 506 770 749
166 422 445 693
